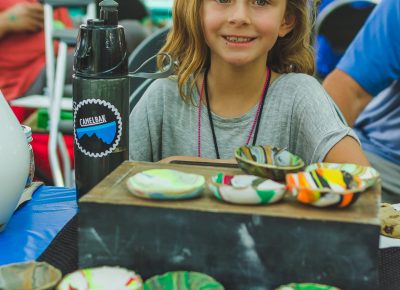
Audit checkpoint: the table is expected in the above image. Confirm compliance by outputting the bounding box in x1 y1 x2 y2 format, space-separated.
0 186 77 273
0 185 399 289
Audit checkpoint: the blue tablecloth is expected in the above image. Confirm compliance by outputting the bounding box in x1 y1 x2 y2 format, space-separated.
0 186 77 265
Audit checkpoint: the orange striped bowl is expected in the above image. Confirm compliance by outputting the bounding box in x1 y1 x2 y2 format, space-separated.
286 168 366 208
305 163 380 189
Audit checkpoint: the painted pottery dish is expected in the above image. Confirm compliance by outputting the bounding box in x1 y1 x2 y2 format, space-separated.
144 271 224 290
235 145 304 181
57 266 143 290
305 163 380 189
286 168 366 208
209 173 286 205
127 169 205 200
275 283 340 290
0 261 62 290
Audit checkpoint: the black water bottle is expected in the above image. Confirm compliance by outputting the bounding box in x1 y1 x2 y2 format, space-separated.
73 0 129 199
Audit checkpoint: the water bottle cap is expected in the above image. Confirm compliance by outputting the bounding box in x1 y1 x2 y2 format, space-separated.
99 0 119 26
99 0 118 8
87 19 104 27
22 125 33 143
73 0 127 77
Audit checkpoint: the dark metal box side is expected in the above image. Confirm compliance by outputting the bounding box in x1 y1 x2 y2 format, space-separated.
79 203 380 290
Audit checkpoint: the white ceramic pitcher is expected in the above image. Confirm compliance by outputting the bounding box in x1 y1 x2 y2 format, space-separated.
0 91 29 232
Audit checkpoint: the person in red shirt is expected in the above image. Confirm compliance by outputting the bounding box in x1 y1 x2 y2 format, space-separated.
0 0 72 103
0 0 148 118
0 0 148 184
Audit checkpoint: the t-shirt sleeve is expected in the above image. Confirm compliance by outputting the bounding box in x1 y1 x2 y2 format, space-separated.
337 0 400 96
290 75 360 164
129 80 164 162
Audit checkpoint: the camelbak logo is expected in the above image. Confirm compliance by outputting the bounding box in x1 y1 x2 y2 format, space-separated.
79 115 107 127
74 99 122 158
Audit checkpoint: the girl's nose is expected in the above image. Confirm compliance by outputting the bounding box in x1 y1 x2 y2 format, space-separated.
228 2 251 25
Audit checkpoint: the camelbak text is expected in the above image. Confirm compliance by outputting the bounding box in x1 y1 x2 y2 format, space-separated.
80 115 107 127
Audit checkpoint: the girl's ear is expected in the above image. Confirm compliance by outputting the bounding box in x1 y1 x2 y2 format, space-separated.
278 14 296 37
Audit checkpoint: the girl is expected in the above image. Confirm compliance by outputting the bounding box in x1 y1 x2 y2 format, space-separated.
129 0 369 166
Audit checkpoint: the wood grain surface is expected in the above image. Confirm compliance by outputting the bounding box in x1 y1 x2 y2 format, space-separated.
80 161 380 225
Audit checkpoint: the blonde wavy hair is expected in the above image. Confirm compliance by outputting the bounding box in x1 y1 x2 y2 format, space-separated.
158 0 316 102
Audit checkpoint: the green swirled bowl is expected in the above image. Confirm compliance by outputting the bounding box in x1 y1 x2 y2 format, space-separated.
275 283 341 290
209 173 286 205
144 271 224 290
235 145 304 181
127 169 205 200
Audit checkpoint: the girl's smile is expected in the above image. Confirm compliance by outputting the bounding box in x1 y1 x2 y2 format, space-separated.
222 35 257 47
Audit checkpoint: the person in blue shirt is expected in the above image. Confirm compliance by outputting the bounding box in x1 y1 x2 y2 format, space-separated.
323 0 400 203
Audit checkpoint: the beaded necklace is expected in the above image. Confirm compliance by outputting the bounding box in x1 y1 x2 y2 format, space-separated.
197 67 272 158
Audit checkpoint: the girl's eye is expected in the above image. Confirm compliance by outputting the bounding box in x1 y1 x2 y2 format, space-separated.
253 0 268 6
216 0 231 3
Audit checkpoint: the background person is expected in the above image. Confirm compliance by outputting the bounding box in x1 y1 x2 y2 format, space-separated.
323 0 400 202
0 0 72 105
0 0 149 184
0 0 148 117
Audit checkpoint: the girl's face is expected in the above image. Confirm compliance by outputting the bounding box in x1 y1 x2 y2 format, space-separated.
201 0 294 67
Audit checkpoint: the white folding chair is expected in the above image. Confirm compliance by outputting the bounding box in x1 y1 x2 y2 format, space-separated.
12 0 96 187
46 0 96 187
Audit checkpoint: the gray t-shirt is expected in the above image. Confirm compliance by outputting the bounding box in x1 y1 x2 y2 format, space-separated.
129 73 359 165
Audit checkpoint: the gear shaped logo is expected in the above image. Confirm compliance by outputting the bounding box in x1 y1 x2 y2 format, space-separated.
74 99 122 158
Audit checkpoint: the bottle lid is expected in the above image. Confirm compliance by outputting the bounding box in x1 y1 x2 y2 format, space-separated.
99 0 119 26
73 0 128 78
22 125 33 143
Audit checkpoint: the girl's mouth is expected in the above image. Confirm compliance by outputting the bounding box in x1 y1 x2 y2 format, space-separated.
223 36 256 43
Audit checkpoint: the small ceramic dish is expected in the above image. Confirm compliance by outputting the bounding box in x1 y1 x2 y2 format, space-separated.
275 283 340 290
209 173 286 205
286 168 366 208
0 261 62 290
126 169 205 200
305 162 380 189
144 271 224 290
235 145 304 181
57 266 143 290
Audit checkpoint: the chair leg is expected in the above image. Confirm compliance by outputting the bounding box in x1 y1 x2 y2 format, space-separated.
49 41 68 187
58 133 73 187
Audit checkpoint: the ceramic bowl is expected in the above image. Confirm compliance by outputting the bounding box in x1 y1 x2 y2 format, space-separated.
126 169 205 200
209 173 286 205
235 145 305 181
286 168 366 208
305 163 380 189
57 266 143 290
0 261 62 290
144 271 224 290
275 283 340 290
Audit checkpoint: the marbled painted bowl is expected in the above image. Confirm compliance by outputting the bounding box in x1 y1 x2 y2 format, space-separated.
127 169 205 200
209 173 286 205
275 282 341 290
305 163 380 189
57 266 143 290
144 271 224 290
235 145 304 181
0 261 61 290
286 168 366 208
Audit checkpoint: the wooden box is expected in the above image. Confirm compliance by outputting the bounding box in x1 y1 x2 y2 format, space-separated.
79 161 380 290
